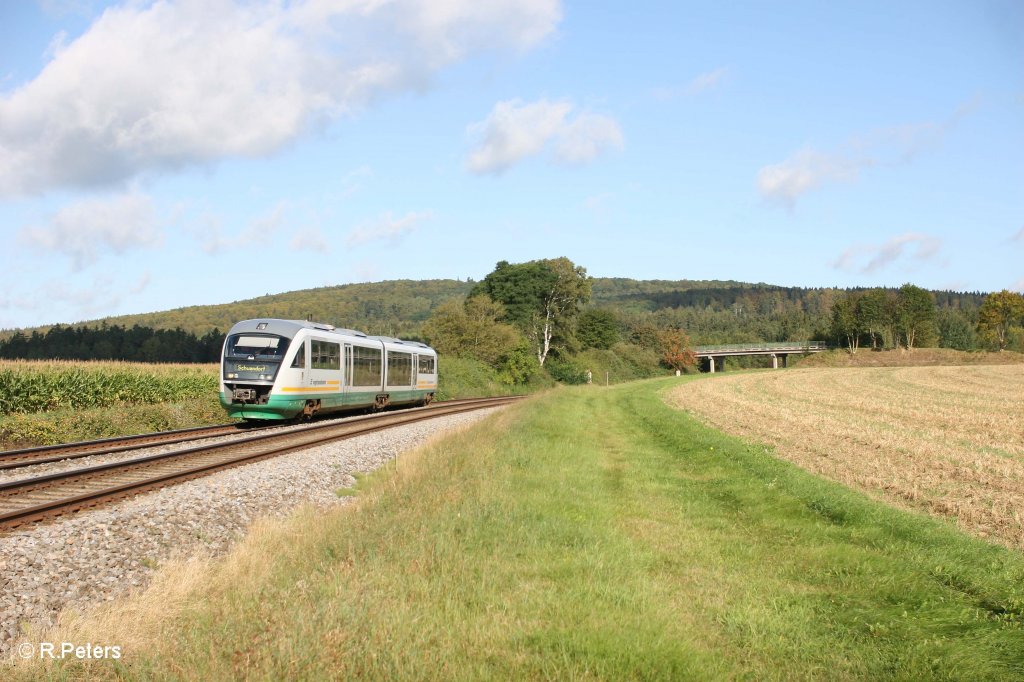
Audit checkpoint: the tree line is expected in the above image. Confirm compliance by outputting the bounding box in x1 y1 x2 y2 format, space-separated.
2 262 1019 371
0 325 225 363
422 257 698 383
828 286 1024 352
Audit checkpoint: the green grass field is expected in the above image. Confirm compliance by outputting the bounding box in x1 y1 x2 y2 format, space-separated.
26 377 1024 680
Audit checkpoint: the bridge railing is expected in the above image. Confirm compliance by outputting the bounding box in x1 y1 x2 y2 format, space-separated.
694 341 828 354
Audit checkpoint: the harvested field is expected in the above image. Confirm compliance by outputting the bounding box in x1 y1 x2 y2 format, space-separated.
668 365 1024 550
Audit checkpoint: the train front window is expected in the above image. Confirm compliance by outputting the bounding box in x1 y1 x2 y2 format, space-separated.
226 334 289 360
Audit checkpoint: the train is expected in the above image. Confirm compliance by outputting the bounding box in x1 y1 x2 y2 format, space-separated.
219 319 438 421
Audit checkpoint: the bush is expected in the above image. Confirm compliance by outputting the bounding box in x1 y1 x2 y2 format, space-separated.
544 357 590 384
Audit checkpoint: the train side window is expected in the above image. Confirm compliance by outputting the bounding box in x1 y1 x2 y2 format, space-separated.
418 354 435 374
311 341 341 370
387 351 413 386
291 341 306 369
352 345 382 385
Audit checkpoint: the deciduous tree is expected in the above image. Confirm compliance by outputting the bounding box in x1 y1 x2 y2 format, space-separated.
858 288 894 349
829 293 862 353
471 258 591 366
657 328 697 373
577 308 620 349
896 283 936 350
421 295 520 367
977 290 1024 351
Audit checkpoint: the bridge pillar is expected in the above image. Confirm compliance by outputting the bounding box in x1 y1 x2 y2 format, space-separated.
771 353 778 369
782 354 789 368
708 356 715 373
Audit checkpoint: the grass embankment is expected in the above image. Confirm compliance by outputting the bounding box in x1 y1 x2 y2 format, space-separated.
670 365 1024 550
24 379 1024 680
0 361 221 448
796 347 1024 368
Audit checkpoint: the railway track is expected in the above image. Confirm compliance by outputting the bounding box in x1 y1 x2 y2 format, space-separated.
0 423 253 471
0 396 521 531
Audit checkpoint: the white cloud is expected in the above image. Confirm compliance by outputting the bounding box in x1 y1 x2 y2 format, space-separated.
756 149 865 209
687 67 729 94
291 227 330 252
555 111 625 165
583 192 614 215
198 202 288 254
833 232 942 274
757 102 976 208
0 0 561 196
245 201 288 238
653 66 729 100
466 98 623 174
19 191 160 269
347 210 432 246
196 213 229 255
339 165 374 198
0 276 123 322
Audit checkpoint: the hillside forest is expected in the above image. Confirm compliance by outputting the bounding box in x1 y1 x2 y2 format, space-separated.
2 259 1021 385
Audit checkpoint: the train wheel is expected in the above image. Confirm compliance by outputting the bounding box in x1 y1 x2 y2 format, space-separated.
301 399 321 421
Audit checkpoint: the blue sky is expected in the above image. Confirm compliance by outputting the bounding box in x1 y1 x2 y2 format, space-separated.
0 0 1021 329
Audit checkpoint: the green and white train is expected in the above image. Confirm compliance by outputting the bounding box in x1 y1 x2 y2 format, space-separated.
220 319 438 421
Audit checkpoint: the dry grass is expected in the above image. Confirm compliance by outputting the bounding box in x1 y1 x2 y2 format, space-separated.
668 365 1024 550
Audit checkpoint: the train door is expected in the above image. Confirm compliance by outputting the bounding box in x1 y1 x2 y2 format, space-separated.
291 338 308 387
344 343 353 401
412 353 419 388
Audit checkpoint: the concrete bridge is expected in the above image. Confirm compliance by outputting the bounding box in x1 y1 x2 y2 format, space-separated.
694 341 828 372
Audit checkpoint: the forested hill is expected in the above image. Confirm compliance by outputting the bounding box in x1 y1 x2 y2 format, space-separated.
42 280 474 338
2 277 987 346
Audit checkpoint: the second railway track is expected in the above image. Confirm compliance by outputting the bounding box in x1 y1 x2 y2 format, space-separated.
0 422 256 471
0 396 521 531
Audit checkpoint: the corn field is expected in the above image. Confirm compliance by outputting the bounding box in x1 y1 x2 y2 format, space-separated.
0 360 219 415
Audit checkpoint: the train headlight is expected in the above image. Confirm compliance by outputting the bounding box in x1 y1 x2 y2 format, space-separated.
260 374 273 380
226 372 238 379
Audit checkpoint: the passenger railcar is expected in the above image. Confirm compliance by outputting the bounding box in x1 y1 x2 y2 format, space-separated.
219 319 438 421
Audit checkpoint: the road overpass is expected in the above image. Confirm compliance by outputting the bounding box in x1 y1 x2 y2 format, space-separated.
693 342 828 372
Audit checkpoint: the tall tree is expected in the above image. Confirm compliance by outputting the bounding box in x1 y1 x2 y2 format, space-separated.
829 292 862 353
657 329 697 373
577 308 620 349
858 288 894 349
977 290 1024 351
895 283 936 350
937 309 977 351
471 258 591 366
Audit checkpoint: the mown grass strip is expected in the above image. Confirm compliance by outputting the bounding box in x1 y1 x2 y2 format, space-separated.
25 378 1024 680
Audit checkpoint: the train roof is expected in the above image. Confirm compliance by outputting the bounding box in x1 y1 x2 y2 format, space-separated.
368 335 433 351
226 319 435 351
226 319 367 339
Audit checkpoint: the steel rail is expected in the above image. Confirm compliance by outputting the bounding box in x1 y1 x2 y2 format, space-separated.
0 397 505 471
0 395 522 530
0 423 247 470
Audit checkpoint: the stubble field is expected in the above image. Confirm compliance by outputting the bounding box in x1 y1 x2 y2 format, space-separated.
669 365 1024 550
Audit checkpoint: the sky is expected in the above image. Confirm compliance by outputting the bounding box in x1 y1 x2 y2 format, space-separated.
0 0 1021 329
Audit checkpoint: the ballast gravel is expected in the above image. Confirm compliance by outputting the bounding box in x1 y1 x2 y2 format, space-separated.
0 408 499 656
